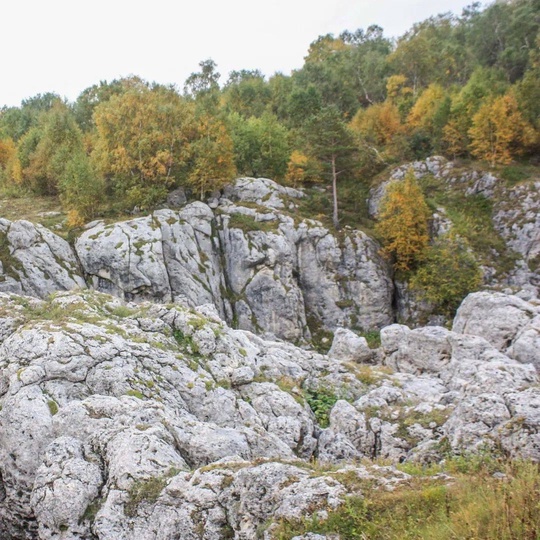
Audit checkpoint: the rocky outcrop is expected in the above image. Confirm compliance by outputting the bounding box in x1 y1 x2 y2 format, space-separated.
368 156 501 219
493 181 540 273
453 291 540 370
0 289 538 538
0 219 85 298
75 179 394 341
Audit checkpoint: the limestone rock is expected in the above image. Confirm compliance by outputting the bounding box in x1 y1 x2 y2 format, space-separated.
453 291 540 369
328 328 372 363
0 219 85 298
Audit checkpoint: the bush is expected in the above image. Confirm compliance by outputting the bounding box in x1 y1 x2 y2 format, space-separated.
410 233 482 317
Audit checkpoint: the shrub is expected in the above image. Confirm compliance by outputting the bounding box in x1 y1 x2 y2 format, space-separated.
411 233 482 317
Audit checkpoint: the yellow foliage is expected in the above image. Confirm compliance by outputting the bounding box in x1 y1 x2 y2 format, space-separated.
386 75 413 102
443 118 469 157
0 138 23 186
66 209 85 228
350 101 403 146
188 115 236 198
407 84 445 131
469 93 536 166
376 169 430 272
285 151 308 186
93 87 196 207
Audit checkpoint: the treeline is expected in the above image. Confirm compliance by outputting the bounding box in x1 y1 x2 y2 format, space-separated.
0 0 538 225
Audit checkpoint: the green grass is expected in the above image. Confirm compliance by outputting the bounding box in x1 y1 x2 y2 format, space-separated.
124 476 168 517
227 212 279 233
272 459 540 540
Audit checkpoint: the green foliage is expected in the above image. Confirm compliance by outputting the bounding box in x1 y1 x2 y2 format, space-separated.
20 102 84 195
304 106 357 228
228 112 290 180
59 150 104 226
304 387 340 428
419 173 517 275
411 234 483 317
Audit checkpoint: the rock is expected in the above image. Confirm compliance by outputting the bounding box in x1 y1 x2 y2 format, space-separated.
0 289 538 538
166 187 187 207
0 219 86 298
493 181 540 271
297 224 394 332
328 328 372 363
223 177 304 210
453 291 540 369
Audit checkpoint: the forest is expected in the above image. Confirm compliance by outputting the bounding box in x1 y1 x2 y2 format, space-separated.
0 0 538 231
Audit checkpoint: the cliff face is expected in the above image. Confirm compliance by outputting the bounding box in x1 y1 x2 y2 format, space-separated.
0 289 538 539
2 160 538 338
0 178 395 342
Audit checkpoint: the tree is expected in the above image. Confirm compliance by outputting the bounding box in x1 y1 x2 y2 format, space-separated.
0 138 22 188
285 150 321 187
187 115 236 198
59 151 105 226
228 112 290 180
350 101 403 147
304 106 357 228
223 70 271 118
468 93 535 165
20 101 84 195
411 233 482 317
93 86 196 208
376 169 430 272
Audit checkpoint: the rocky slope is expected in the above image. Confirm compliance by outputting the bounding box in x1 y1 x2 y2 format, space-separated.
2 159 539 339
0 288 538 539
0 178 394 342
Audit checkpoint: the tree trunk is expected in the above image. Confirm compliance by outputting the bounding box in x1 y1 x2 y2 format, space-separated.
331 154 339 229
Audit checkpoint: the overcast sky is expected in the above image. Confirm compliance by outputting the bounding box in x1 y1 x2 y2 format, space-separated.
1 0 477 107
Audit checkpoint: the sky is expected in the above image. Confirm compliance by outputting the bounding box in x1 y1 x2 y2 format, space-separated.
1 0 477 108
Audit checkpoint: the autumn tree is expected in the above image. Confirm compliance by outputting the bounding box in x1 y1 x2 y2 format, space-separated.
0 138 22 188
376 169 430 272
468 93 535 165
188 115 236 198
351 101 403 147
93 86 196 208
304 106 357 229
285 150 321 187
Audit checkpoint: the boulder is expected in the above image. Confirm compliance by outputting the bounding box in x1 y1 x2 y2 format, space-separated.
0 219 86 298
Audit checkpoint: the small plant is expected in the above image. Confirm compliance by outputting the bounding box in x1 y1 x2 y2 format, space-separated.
47 400 59 416
124 476 168 517
304 387 340 428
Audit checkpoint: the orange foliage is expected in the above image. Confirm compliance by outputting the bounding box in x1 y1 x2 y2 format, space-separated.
376 169 430 272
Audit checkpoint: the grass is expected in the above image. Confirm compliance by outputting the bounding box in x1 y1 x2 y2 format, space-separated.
419 173 517 276
272 459 540 540
296 177 376 235
0 192 66 231
124 476 168 517
227 212 279 234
